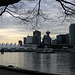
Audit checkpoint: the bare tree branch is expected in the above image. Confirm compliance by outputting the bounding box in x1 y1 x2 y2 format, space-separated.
0 0 74 27
0 0 20 6
0 6 8 16
56 0 75 15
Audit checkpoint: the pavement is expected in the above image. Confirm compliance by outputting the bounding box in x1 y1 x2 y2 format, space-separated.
0 65 59 75
0 69 29 75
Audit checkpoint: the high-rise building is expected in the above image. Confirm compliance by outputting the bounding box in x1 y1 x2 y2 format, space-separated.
66 34 69 44
69 23 75 44
24 37 26 45
57 34 69 44
42 31 51 45
32 30 41 44
57 34 66 44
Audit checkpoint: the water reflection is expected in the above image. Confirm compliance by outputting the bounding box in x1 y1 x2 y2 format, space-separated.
22 52 41 70
0 52 75 75
40 54 51 72
56 53 71 75
0 52 20 66
70 53 75 75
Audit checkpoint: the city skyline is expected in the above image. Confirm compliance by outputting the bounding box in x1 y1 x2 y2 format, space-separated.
0 28 69 44
0 0 74 44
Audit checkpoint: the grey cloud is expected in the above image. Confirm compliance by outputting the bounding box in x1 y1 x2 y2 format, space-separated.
0 0 74 40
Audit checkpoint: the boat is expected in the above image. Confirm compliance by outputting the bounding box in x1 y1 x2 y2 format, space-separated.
36 48 55 53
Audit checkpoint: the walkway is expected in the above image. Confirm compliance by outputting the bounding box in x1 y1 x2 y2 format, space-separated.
0 65 59 75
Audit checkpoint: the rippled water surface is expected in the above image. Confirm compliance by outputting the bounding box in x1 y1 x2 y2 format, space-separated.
0 52 75 75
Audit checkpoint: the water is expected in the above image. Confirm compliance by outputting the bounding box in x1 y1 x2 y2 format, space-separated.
0 52 75 75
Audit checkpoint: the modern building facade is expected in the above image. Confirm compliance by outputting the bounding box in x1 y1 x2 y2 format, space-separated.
57 34 66 44
42 31 51 45
32 30 41 44
66 34 69 44
69 23 75 44
24 37 26 45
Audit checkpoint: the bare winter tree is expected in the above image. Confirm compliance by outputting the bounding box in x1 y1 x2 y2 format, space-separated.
0 0 20 16
0 0 75 26
0 0 74 15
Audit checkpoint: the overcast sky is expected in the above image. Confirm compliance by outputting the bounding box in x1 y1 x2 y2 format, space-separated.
0 0 75 44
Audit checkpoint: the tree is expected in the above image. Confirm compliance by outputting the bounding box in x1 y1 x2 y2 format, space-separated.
56 0 75 15
0 0 75 26
0 0 20 16
0 0 74 15
0 0 20 6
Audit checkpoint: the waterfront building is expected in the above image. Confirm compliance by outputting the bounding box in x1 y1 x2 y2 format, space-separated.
57 34 66 44
66 34 69 44
23 37 26 45
69 23 75 44
42 31 51 45
18 40 22 46
32 30 41 44
56 34 69 44
25 35 33 44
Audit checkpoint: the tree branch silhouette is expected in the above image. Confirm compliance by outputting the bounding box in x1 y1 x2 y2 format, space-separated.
0 0 20 6
56 0 75 15
0 0 74 27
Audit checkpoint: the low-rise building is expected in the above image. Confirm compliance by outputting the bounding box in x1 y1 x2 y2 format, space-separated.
25 35 33 44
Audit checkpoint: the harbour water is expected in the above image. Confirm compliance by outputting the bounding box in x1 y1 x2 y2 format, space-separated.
0 52 75 75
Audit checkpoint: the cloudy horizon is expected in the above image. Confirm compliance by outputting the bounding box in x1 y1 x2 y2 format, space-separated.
0 0 74 44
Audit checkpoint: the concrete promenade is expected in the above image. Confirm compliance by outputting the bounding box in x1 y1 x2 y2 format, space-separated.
0 69 29 75
0 65 59 75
